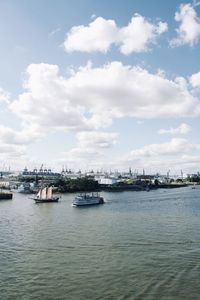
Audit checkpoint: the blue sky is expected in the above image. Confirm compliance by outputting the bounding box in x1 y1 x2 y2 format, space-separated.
1 0 200 174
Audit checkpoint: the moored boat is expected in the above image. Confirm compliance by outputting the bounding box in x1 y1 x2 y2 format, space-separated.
33 186 59 203
73 193 104 206
0 191 13 200
17 183 33 194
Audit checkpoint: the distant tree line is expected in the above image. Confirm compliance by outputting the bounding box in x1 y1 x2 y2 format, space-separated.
19 176 37 182
53 177 99 193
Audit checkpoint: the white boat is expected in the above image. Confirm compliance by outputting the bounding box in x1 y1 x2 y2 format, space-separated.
17 183 33 194
73 193 104 206
33 186 59 203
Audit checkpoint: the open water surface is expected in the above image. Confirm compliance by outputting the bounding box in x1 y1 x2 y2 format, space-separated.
0 187 200 299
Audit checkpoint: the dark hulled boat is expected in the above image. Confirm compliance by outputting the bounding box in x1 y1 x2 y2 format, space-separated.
0 191 13 200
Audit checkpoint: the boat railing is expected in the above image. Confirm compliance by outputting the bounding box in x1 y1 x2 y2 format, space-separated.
78 192 100 197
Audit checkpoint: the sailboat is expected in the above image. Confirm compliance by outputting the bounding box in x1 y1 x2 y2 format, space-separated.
33 186 59 203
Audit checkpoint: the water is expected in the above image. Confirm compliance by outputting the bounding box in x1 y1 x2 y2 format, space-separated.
0 187 200 299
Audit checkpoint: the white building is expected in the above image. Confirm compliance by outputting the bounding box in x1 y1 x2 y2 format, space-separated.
96 177 119 185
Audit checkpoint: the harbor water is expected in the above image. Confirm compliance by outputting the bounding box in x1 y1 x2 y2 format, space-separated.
0 187 200 299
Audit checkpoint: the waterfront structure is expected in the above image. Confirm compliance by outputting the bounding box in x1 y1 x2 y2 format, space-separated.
17 183 34 194
0 181 10 188
21 167 60 178
95 176 119 185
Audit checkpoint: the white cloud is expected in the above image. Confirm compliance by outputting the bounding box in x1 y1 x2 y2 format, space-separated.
64 14 167 54
0 124 43 163
0 87 10 104
137 120 144 125
170 3 200 47
91 14 96 20
76 131 118 149
118 15 168 54
15 45 27 53
57 131 118 169
62 147 101 163
49 27 61 37
9 62 200 138
175 76 188 89
0 125 41 145
62 61 200 119
158 123 191 135
0 143 26 161
64 17 118 53
157 21 168 34
122 138 200 173
10 63 91 132
190 71 200 87
129 138 197 158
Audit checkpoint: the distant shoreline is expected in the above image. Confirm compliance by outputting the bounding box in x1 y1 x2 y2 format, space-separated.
98 183 187 192
55 183 189 193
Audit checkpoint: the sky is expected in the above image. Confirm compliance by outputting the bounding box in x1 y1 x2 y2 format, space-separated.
1 0 200 174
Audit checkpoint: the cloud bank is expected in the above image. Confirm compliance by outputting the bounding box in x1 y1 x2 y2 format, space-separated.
3 60 200 170
122 138 200 173
9 61 200 136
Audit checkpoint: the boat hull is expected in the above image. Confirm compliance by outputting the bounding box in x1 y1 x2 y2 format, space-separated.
0 193 13 200
34 197 59 203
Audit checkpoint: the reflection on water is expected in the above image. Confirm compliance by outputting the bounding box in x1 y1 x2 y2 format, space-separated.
0 187 200 299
